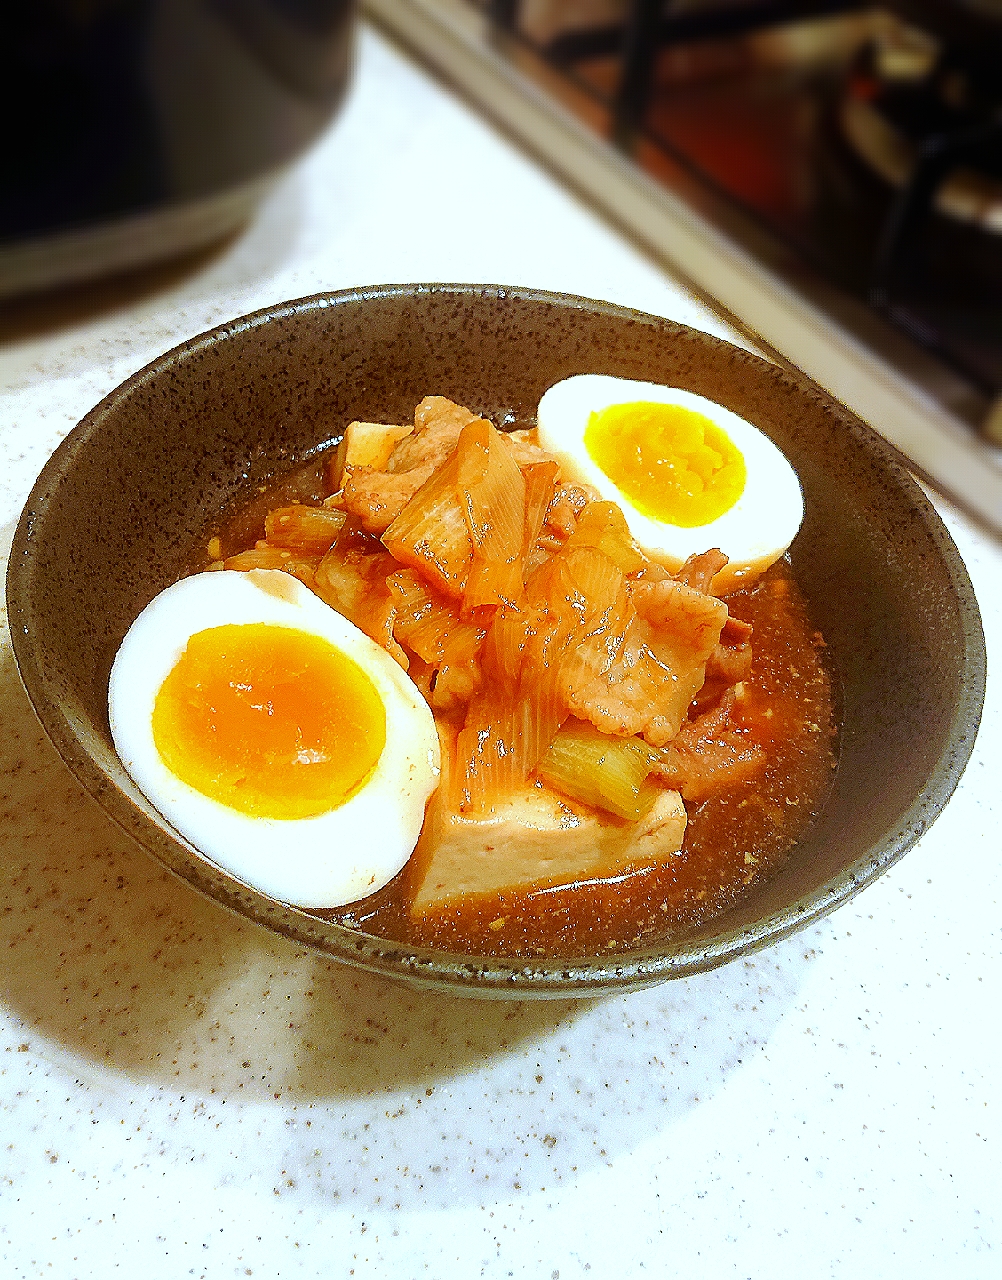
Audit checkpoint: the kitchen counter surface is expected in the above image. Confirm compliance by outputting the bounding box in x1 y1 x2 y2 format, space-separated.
1 24 998 1280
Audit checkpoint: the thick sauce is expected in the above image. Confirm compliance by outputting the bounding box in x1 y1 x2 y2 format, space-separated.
330 560 836 957
206 432 837 960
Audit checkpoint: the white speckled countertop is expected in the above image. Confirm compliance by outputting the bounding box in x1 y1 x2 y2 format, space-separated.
1 25 999 1279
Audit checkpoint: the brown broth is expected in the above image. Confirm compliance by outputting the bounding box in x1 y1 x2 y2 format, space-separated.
206 448 837 960
329 560 837 958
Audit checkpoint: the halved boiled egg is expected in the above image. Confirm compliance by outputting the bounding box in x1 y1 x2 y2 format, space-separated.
537 374 803 592
109 569 440 907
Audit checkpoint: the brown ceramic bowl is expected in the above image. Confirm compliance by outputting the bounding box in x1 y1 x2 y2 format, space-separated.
6 284 986 997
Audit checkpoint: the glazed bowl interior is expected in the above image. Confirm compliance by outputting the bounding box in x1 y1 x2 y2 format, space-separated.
6 285 985 997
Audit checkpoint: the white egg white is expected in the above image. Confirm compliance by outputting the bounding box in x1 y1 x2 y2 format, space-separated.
537 374 804 590
109 569 440 908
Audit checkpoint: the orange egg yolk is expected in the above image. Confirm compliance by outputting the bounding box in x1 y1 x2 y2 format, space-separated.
584 400 746 528
151 623 386 820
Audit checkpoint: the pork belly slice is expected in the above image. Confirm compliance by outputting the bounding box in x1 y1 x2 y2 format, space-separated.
338 396 483 535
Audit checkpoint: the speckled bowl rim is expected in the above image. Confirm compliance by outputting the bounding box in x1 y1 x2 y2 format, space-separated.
6 283 987 998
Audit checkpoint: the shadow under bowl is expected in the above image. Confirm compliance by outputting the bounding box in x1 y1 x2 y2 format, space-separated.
5 284 986 997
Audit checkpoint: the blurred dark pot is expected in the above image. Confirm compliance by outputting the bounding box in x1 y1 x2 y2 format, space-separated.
0 0 355 299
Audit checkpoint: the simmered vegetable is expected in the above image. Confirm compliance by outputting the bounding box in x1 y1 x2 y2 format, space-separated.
537 720 660 820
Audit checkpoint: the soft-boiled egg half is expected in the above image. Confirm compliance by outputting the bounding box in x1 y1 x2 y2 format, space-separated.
109 569 440 908
537 374 803 592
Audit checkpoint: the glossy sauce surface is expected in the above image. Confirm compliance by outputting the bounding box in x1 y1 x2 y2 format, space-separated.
205 436 836 957
333 559 837 957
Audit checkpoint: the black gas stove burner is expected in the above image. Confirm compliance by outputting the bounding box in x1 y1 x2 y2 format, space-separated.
488 0 1002 411
840 31 1002 393
845 42 1002 270
494 0 864 135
